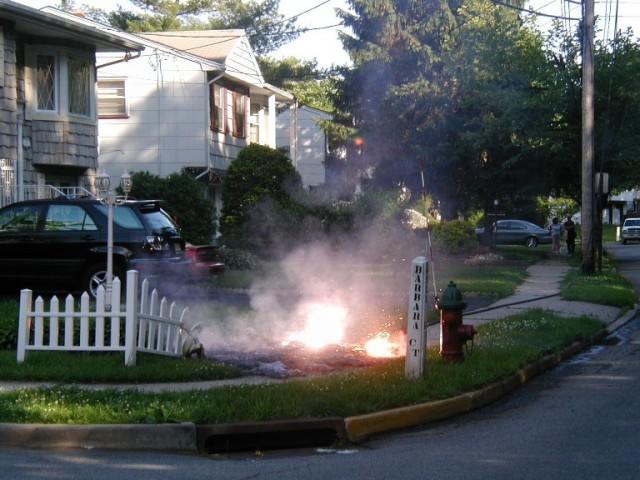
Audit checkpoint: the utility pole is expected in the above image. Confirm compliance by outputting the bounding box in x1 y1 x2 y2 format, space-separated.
581 0 595 273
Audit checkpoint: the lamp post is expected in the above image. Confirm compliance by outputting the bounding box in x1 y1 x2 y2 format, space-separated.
95 169 132 307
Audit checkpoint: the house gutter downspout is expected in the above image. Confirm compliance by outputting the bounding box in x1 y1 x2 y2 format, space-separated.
16 100 25 202
292 99 299 170
96 50 142 69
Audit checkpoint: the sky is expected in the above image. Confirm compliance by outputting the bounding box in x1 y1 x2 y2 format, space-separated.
13 0 640 68
527 0 640 44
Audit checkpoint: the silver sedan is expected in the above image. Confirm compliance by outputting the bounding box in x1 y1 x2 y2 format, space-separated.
475 219 552 248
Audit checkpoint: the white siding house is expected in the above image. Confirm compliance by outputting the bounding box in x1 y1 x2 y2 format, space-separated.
43 9 294 212
96 43 216 178
276 105 332 188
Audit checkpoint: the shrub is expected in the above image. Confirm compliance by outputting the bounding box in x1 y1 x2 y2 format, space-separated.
0 300 18 350
127 170 217 245
220 248 262 271
220 144 302 252
431 219 477 255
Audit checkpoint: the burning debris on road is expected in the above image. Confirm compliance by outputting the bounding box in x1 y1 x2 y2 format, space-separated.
190 244 413 378
201 300 406 378
206 337 405 379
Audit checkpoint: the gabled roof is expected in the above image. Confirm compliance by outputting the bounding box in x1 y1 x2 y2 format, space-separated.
39 7 293 102
298 104 334 119
42 7 226 72
139 30 245 64
140 29 269 88
0 0 143 52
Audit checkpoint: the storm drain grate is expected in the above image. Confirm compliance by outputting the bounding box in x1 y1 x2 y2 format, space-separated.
197 418 346 454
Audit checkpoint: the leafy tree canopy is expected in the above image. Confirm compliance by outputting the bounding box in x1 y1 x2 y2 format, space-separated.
220 144 301 250
542 25 640 200
259 56 354 150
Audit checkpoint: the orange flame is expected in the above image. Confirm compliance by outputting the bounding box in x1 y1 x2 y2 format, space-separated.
364 331 406 358
283 303 347 350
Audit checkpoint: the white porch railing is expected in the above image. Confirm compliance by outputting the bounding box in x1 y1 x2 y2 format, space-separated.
16 270 197 366
1 185 97 208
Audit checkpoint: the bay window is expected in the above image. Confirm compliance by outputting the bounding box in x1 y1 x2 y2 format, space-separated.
67 56 91 116
32 48 94 118
36 54 55 111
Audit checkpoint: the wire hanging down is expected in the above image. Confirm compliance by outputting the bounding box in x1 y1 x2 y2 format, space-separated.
420 160 439 305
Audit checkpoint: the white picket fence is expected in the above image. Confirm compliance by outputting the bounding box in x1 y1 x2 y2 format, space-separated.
16 270 198 365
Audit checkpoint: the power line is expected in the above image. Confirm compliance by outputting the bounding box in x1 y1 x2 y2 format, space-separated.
491 0 578 20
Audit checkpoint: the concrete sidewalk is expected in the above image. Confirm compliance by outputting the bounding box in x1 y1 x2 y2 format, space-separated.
1 256 636 453
425 259 624 346
465 260 622 324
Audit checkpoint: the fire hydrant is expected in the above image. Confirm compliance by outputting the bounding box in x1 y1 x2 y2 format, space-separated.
437 281 476 362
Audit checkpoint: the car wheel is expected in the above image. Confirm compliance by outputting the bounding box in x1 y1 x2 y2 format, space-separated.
82 263 125 298
525 237 538 248
622 239 628 245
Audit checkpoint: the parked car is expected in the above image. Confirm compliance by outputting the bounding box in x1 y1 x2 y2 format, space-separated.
620 217 640 244
475 219 552 248
184 244 225 278
0 198 191 296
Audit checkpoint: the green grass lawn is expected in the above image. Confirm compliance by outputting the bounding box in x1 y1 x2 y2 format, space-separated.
0 311 605 424
0 244 634 425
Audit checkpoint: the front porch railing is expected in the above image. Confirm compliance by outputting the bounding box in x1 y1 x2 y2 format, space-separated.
1 185 96 208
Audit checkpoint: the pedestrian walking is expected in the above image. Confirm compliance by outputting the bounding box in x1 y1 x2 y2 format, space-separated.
564 216 576 254
549 217 562 254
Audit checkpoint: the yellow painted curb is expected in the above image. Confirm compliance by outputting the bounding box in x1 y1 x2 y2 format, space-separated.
345 334 606 442
345 393 474 442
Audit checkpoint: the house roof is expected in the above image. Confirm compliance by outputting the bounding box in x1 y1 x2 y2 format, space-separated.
42 7 226 72
139 30 244 64
140 29 294 102
298 104 334 119
0 0 143 52
37 8 293 102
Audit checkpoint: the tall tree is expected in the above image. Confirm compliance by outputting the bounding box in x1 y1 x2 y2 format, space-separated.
337 0 553 218
258 57 336 110
592 31 640 192
541 25 640 198
436 0 553 220
337 0 461 207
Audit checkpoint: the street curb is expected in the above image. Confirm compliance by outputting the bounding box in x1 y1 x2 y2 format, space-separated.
605 308 637 334
343 308 637 443
0 422 198 452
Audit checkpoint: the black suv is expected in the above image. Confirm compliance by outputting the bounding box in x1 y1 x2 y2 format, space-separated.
0 198 189 296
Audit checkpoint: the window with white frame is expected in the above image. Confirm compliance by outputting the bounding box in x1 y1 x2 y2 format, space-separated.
32 48 94 118
211 83 225 132
97 79 128 117
36 54 55 111
67 56 91 116
249 103 260 143
209 82 248 138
